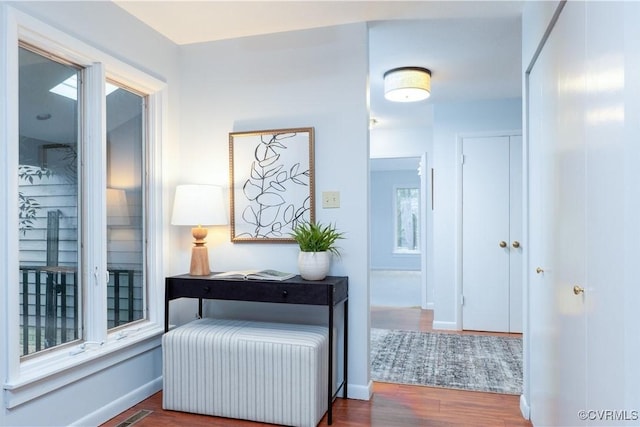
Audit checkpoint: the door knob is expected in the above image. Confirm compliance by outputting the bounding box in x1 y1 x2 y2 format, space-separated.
536 267 544 274
512 241 520 248
573 285 584 295
499 241 507 248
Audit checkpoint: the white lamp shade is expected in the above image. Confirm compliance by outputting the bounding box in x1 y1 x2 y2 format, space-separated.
384 67 431 102
171 184 227 226
106 188 130 226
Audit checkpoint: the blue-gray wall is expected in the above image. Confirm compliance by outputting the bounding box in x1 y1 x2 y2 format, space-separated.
370 169 420 270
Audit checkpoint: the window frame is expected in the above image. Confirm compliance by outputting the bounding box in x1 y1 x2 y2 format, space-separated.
17 43 84 359
105 79 149 332
393 185 421 255
1 5 166 407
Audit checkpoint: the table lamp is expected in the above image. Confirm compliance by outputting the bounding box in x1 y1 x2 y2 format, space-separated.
171 184 227 275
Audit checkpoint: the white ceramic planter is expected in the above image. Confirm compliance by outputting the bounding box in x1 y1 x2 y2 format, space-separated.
297 251 331 280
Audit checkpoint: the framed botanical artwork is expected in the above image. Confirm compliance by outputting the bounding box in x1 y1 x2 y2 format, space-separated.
229 127 315 242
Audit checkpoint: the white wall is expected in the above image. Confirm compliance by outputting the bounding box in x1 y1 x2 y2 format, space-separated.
431 98 522 329
1 1 180 425
175 24 371 399
370 125 433 159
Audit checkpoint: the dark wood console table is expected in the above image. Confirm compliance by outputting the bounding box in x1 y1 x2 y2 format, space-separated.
164 274 348 425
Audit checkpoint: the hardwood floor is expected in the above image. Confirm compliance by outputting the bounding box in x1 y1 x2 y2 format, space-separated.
101 383 530 427
101 307 530 426
370 306 523 338
371 305 433 332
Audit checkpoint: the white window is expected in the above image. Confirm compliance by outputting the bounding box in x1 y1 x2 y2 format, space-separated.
18 45 83 356
18 45 148 357
394 187 420 253
105 82 146 331
2 8 165 406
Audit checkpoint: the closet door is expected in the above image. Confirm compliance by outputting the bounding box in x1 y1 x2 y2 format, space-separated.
461 135 521 333
528 47 559 425
462 136 510 332
528 2 587 425
509 135 523 333
552 2 587 425
584 1 626 416
528 3 640 425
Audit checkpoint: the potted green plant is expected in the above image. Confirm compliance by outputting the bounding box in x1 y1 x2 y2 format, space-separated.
291 221 344 280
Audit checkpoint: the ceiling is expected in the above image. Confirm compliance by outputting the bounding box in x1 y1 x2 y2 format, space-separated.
114 1 523 132
114 1 524 46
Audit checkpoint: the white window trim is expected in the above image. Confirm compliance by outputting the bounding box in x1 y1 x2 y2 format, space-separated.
1 5 166 407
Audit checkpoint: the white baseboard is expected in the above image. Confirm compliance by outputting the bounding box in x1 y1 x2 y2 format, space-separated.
347 380 373 400
70 376 163 426
432 320 458 331
519 394 530 420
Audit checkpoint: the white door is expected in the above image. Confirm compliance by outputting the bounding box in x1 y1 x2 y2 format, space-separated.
528 2 587 424
461 135 522 333
527 3 637 425
528 53 559 424
583 1 627 418
528 65 558 424
509 136 523 332
550 2 588 425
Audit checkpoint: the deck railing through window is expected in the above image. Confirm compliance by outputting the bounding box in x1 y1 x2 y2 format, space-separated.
108 269 137 328
19 267 136 356
20 266 78 356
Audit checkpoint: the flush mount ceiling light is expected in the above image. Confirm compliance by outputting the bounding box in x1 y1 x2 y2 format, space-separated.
383 67 431 102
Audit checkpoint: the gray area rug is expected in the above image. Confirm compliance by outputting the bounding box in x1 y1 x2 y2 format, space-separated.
370 328 523 395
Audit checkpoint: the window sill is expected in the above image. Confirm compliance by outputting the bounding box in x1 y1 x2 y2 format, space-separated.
392 250 421 255
3 322 164 408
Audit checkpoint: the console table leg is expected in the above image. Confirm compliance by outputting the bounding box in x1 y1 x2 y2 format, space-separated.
344 299 348 399
328 304 334 425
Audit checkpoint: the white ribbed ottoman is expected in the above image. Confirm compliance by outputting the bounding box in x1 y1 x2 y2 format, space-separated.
163 318 328 427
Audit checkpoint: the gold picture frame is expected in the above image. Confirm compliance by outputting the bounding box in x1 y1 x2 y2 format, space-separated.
229 127 315 242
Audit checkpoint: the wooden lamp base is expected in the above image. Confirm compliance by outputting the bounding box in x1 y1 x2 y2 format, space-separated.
189 226 211 276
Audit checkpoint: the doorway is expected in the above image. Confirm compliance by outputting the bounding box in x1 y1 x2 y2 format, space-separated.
369 155 433 335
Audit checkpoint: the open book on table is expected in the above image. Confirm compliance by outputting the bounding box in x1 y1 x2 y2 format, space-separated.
212 269 296 281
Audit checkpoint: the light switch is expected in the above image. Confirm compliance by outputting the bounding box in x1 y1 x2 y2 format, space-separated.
322 191 340 208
